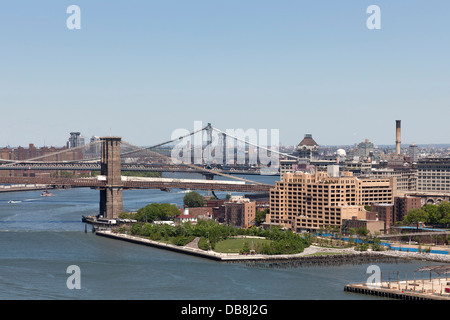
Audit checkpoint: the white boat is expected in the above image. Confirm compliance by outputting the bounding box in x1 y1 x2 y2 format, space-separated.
41 190 53 197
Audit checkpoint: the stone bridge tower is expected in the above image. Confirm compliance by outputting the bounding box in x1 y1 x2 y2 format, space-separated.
99 137 123 219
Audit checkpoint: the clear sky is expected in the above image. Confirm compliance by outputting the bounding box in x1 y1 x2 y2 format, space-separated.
1 1 449 148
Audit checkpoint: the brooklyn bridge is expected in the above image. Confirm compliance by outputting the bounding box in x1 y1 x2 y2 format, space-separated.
0 124 284 219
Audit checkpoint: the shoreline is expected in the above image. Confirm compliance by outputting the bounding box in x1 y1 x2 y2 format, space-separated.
95 230 450 264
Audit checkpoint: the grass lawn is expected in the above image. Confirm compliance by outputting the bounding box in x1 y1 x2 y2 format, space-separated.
214 237 272 253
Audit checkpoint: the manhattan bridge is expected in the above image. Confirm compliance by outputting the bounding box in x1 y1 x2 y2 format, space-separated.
0 124 296 219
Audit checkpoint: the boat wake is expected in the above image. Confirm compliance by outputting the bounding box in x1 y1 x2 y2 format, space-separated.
176 190 191 194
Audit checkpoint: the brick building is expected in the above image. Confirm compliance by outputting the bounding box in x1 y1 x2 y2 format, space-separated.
369 203 394 233
394 196 422 223
224 196 256 228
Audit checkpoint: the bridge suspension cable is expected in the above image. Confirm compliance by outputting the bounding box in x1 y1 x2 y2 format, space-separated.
119 125 209 158
119 140 270 186
0 123 292 188
211 126 298 160
0 126 206 166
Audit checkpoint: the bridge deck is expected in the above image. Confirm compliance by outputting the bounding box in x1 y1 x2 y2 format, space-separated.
0 176 272 192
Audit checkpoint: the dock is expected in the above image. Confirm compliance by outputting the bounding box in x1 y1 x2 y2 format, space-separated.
344 277 450 300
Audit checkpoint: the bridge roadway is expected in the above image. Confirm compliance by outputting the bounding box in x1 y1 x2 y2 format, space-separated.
0 176 273 193
0 163 269 175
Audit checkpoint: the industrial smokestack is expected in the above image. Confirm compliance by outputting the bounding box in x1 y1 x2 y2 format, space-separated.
396 120 401 155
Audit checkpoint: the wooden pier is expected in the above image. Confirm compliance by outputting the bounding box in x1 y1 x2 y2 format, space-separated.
344 280 450 300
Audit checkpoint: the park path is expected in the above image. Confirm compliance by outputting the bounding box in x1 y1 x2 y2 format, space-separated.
185 237 200 249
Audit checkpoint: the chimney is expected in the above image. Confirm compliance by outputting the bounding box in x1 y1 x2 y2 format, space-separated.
395 120 401 155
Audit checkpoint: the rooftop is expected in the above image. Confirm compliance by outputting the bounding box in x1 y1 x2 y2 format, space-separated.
298 134 319 147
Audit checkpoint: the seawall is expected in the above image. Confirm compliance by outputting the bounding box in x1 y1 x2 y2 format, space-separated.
96 230 224 261
94 230 412 265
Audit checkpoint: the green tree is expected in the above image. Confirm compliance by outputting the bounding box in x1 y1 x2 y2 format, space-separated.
198 237 210 251
436 201 450 226
422 204 439 224
370 236 383 251
441 211 450 227
355 242 369 251
183 191 205 208
130 223 142 235
403 208 428 229
356 227 369 237
240 241 250 254
136 203 179 222
254 209 268 226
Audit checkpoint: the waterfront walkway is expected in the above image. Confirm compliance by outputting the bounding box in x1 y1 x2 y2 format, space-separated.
95 230 450 263
96 230 312 261
96 230 357 261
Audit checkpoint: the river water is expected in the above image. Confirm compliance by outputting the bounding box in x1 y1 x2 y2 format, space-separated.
0 174 441 300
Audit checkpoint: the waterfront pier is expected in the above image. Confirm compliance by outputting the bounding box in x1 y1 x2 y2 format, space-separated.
345 265 450 300
344 282 450 300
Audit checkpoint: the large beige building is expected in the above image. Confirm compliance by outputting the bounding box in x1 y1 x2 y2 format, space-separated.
268 170 395 233
368 167 417 191
416 157 450 193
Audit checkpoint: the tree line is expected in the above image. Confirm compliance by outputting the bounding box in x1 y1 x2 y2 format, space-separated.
402 201 450 228
119 203 180 222
121 219 311 255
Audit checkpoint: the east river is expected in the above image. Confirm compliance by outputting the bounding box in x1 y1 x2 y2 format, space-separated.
0 173 441 300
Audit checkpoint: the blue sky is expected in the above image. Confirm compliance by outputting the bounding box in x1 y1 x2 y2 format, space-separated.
1 1 449 147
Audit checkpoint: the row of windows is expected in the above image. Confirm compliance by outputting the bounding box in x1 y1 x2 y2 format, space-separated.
417 184 450 188
419 171 450 174
271 195 391 202
275 184 358 189
418 187 450 191
418 179 450 183
271 192 391 198
295 222 338 228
